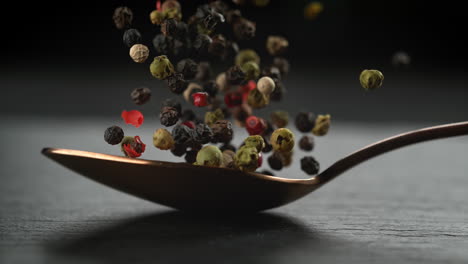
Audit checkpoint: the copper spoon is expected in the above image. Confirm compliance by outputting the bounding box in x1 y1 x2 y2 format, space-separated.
42 121 468 212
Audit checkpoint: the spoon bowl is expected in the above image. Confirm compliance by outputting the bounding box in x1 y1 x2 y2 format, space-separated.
42 121 468 212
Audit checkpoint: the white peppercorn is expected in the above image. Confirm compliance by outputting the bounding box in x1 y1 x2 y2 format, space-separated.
129 44 149 63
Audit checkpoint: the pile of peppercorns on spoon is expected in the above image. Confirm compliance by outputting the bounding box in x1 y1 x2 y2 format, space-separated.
105 0 333 176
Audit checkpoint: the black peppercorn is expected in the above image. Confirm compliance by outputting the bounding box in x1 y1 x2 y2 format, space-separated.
123 28 142 47
113 6 133 30
161 18 179 37
171 123 196 146
299 135 314 151
269 79 284 102
202 11 225 31
153 34 172 55
104 126 124 145
194 123 214 144
174 21 189 40
130 87 151 105
226 65 246 85
225 9 242 24
233 18 256 40
262 136 273 153
166 73 188 94
195 62 212 82
162 98 182 114
184 150 198 163
267 152 283 171
300 156 320 175
220 143 236 152
177 59 198 80
273 57 290 77
160 106 180 127
260 170 275 176
193 34 212 55
181 109 197 122
171 143 187 157
209 34 227 57
203 81 219 97
210 120 233 143
295 112 316 133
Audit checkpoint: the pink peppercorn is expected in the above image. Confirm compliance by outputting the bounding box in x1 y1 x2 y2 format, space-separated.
245 115 267 135
192 92 209 107
224 92 243 108
121 110 144 128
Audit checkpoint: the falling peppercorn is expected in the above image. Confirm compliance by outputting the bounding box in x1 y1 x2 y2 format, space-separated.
247 88 269 109
241 61 260 80
172 123 196 147
224 91 243 108
301 156 320 175
312 114 331 136
226 65 246 85
123 28 142 47
129 44 149 63
234 146 259 172
161 18 179 37
162 98 182 113
113 6 133 30
104 126 124 145
266 36 288 56
121 110 144 128
359 69 384 91
160 107 180 127
152 34 172 54
130 87 151 105
299 135 314 151
270 128 295 152
244 135 265 152
177 59 198 80
295 112 316 133
192 92 209 107
211 120 233 143
271 111 289 128
267 151 283 171
272 57 290 77
150 10 165 25
257 76 276 96
205 108 224 126
233 18 256 40
195 145 223 167
245 115 267 135
153 128 175 150
195 62 212 82
194 123 214 144
121 136 146 158
166 73 188 94
150 55 175 80
235 49 260 67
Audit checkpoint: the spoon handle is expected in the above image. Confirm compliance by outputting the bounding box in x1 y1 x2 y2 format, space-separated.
317 121 468 184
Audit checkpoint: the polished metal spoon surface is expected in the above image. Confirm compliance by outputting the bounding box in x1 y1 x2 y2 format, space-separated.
42 122 468 212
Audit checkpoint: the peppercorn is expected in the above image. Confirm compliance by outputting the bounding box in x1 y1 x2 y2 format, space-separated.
150 55 175 80
267 151 283 171
211 120 233 143
129 44 149 63
392 51 411 67
220 143 236 152
271 128 295 152
224 91 243 108
121 136 146 158
194 123 213 144
260 170 274 176
295 112 316 133
166 73 188 94
271 111 289 128
205 108 224 126
183 83 203 103
181 109 197 122
301 156 320 175
113 6 133 30
233 18 256 40
209 34 227 57
298 135 314 152
162 0 181 12
278 150 293 167
130 87 151 105
304 2 323 20
312 114 331 136
161 18 179 37
266 36 288 56
226 65 246 85
202 11 225 31
176 59 198 80
171 143 187 157
247 88 269 109
235 49 260 67
241 61 260 81
123 28 142 47
359 69 384 91
195 62 212 82
172 123 195 146
192 92 209 107
221 149 236 168
193 34 212 56
162 98 182 113
262 66 282 80
263 121 274 136
234 146 259 172
121 110 144 128
202 81 218 97
104 125 124 145
262 136 273 153
272 57 290 77
244 135 265 152
153 128 175 150
184 150 198 163
163 7 182 21
269 79 285 101
160 106 180 127
195 145 223 167
152 34 172 55
150 10 165 25
256 76 276 96
245 116 267 135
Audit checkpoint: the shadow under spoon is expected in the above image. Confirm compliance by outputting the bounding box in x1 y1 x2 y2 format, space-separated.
42 121 468 212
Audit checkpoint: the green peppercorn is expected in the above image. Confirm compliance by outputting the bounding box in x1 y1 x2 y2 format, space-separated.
153 128 175 150
270 111 289 128
195 145 223 167
244 135 265 152
359 69 384 91
312 114 331 136
247 88 269 109
270 128 295 152
150 10 165 25
235 49 260 67
241 61 260 80
204 108 224 126
234 146 259 172
150 55 175 80
163 7 182 21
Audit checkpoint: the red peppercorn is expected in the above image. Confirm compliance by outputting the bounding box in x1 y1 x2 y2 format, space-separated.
257 152 263 168
239 80 256 102
122 136 146 158
224 92 243 108
245 115 267 135
182 121 195 129
192 92 209 107
121 110 144 128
